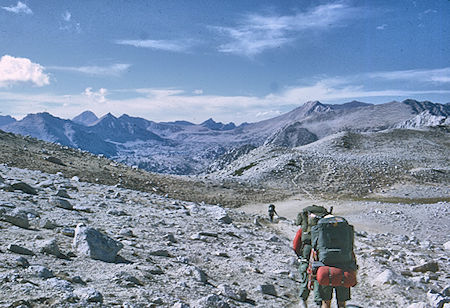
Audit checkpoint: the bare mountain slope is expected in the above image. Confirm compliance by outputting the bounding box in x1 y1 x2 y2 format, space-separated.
1 100 448 175
208 126 450 200
0 130 288 207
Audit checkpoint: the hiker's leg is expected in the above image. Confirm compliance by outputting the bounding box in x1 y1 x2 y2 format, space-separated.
335 286 350 307
318 285 332 308
298 259 310 301
321 300 331 308
298 244 312 302
313 280 322 306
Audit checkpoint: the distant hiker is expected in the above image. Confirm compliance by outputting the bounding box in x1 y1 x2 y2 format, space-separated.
293 205 331 307
268 204 278 222
309 215 358 308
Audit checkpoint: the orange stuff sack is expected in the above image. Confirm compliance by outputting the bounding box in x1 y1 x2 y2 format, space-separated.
293 228 302 257
316 266 357 288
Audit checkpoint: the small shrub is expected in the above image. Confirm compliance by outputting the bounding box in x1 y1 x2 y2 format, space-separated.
233 162 257 176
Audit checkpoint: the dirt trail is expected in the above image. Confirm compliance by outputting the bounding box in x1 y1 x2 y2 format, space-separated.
240 194 389 238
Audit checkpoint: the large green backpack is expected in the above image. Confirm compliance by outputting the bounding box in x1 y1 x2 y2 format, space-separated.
296 205 331 244
311 216 355 269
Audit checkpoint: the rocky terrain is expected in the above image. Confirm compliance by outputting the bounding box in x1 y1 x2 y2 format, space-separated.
0 130 289 208
0 114 449 307
208 127 450 200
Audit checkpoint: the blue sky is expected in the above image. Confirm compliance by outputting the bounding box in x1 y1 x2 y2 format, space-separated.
0 0 449 124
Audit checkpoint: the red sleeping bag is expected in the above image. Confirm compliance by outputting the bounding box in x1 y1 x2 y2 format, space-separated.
293 228 302 257
316 266 357 288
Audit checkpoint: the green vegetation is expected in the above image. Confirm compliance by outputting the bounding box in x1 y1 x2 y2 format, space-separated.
233 162 257 176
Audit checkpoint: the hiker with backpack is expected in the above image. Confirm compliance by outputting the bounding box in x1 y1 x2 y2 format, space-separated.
309 215 358 308
268 204 278 222
293 205 331 307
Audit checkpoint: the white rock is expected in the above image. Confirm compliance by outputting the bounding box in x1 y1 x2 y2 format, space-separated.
406 303 428 308
72 223 123 262
73 287 103 303
28 265 54 279
372 269 397 286
443 241 450 251
192 294 230 308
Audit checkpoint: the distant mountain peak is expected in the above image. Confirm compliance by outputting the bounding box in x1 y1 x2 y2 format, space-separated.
302 100 330 116
72 110 98 126
329 101 373 110
303 100 323 107
201 118 236 131
0 115 17 127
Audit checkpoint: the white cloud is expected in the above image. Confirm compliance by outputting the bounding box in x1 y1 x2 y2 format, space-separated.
83 87 108 103
423 9 437 14
0 55 49 87
1 68 449 123
62 10 71 22
376 24 387 30
215 3 360 56
1 1 32 14
115 39 191 52
193 89 203 95
60 10 81 33
48 63 131 76
368 67 450 83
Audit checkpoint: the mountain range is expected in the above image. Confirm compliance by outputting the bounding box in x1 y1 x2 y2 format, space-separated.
1 99 449 175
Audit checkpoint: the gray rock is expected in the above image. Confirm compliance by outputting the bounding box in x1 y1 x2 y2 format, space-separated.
259 284 277 296
372 269 397 286
39 239 66 259
16 256 30 268
45 156 66 166
443 241 450 251
193 267 208 284
71 276 86 285
72 223 123 262
218 215 232 224
56 189 71 199
119 228 134 237
41 219 59 229
107 209 129 216
413 261 439 273
427 289 447 308
37 179 54 188
45 277 74 292
192 294 230 308
8 244 34 255
114 272 144 287
73 287 103 303
28 265 54 279
61 227 75 237
218 284 247 302
148 249 171 257
406 303 428 308
52 197 73 210
164 233 177 243
172 303 190 308
443 286 450 297
1 209 30 229
253 218 262 226
10 181 37 195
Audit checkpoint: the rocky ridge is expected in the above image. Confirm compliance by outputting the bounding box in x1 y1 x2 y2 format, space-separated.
1 100 448 175
208 127 450 200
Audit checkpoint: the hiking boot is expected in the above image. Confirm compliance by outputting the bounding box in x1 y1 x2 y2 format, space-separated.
298 299 308 308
